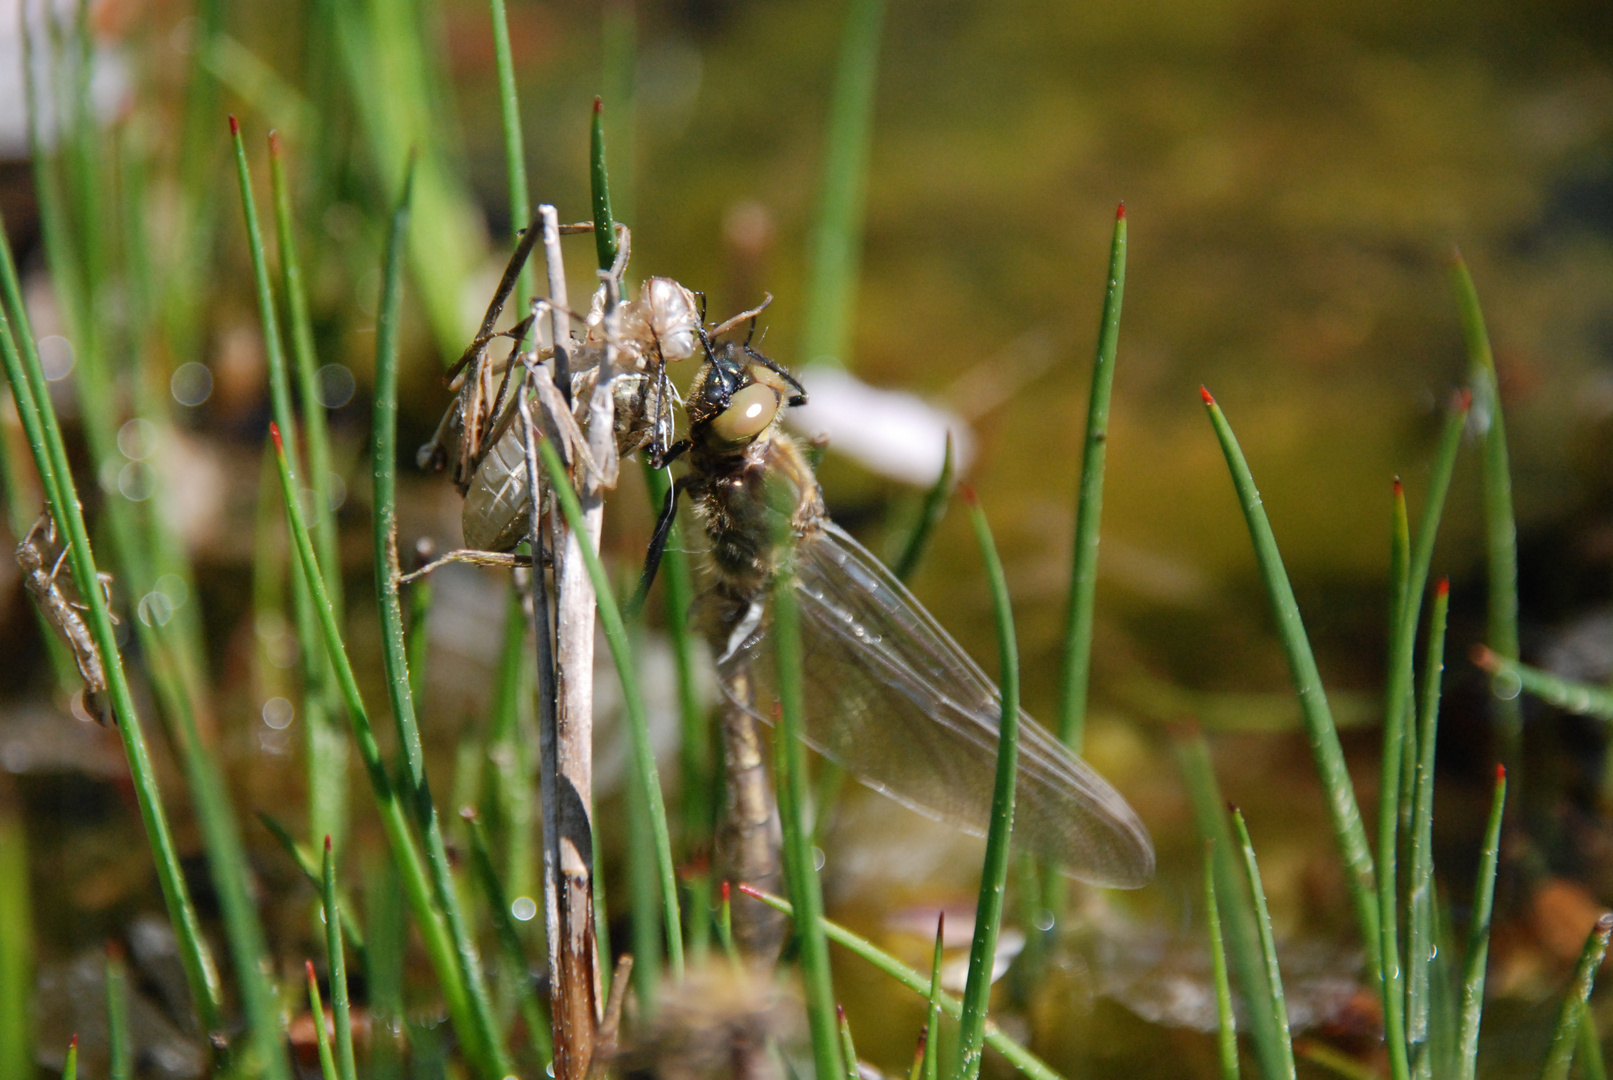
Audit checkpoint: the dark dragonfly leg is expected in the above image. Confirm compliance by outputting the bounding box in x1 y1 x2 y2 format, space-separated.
626 465 689 615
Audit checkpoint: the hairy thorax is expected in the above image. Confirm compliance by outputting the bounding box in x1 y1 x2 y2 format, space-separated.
688 432 825 614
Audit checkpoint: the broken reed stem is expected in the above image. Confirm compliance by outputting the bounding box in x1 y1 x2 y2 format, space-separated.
534 204 602 1079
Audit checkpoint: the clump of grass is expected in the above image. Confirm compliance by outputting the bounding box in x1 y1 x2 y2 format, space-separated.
1185 266 1606 1080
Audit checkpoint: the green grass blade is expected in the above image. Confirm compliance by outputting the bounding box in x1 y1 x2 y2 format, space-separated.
1204 841 1241 1080
1406 580 1450 1071
263 130 351 862
465 813 555 1064
405 560 433 716
105 954 129 1076
202 36 315 138
800 0 887 369
1297 1042 1380 1080
332 0 484 357
1540 914 1613 1080
1457 765 1506 1080
366 858 409 1080
60 1035 78 1080
270 421 483 1071
910 1028 931 1080
643 460 713 959
588 107 687 988
534 431 685 973
1377 397 1467 1080
1449 252 1522 769
487 0 534 306
590 99 619 271
595 804 619 1009
232 118 302 476
369 163 510 1079
304 961 339 1080
1200 387 1380 969
839 1005 860 1080
956 491 1023 1079
1171 728 1287 1080
0 214 228 1043
926 913 944 1080
267 132 342 616
169 0 224 363
1230 809 1297 1080
237 120 346 870
20 20 87 355
255 812 368 956
0 793 29 1080
1473 650 1613 722
483 592 538 903
1580 1012 1608 1080
321 840 358 1080
627 708 664 1015
1057 204 1127 753
1387 483 1412 780
759 477 841 1080
106 947 130 1080
1389 478 1409 695
891 432 956 583
740 885 1067 1080
718 881 738 962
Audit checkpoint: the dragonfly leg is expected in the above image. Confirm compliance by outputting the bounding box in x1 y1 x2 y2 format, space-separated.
625 473 688 615
398 549 537 585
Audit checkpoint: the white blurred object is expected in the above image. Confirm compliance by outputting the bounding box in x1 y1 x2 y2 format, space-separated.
0 0 131 157
786 363 974 486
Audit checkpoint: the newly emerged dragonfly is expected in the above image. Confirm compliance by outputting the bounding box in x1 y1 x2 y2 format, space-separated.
424 216 1152 902
643 336 1156 893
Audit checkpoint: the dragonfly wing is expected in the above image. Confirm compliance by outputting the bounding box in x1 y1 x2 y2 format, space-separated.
722 522 1154 889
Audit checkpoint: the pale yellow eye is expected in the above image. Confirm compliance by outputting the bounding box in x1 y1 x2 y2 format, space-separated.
711 382 780 442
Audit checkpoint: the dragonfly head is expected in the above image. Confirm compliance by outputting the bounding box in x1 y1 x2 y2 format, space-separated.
688 342 806 448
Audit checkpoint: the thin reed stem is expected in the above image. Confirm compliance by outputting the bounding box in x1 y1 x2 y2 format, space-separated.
800 0 887 369
1541 914 1613 1080
533 430 684 973
106 948 130 1080
1448 253 1522 769
1200 387 1380 973
305 961 339 1080
763 477 842 1080
1057 204 1127 753
1456 766 1506 1080
1231 809 1297 1080
487 0 534 305
1405 582 1450 1068
0 795 29 1080
956 491 1022 1079
369 162 510 1079
1204 841 1241 1080
321 840 358 1080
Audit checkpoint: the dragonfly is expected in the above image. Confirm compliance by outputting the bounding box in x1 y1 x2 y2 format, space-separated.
640 333 1156 901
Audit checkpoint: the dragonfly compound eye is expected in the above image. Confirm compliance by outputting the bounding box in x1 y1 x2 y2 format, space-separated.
710 381 781 443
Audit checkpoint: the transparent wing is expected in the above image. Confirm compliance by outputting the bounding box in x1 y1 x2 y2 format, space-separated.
719 522 1154 888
